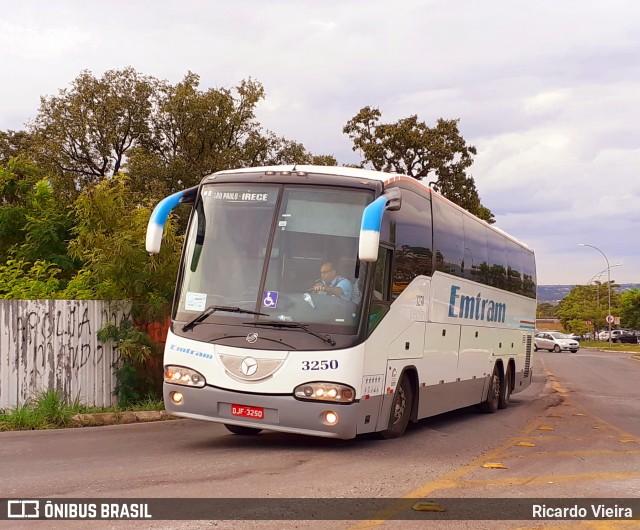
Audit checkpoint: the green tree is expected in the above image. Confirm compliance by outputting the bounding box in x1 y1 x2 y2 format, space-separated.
67 173 182 322
29 67 158 200
556 283 620 334
127 73 333 202
619 288 640 330
0 260 62 299
343 106 494 223
0 130 35 164
536 302 558 318
0 158 76 273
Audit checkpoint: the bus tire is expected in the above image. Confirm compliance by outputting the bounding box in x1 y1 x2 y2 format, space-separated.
480 365 501 414
224 424 262 435
379 374 413 439
498 365 512 409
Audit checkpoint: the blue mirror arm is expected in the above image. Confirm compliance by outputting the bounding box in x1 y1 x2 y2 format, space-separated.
358 189 402 262
358 196 389 262
146 186 198 254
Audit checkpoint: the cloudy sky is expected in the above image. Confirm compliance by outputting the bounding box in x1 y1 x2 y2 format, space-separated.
1 0 638 286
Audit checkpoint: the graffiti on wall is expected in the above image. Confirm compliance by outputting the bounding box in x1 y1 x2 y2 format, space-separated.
0 300 131 409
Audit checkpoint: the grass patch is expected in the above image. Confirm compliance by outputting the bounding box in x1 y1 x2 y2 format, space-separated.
579 341 640 353
0 390 164 431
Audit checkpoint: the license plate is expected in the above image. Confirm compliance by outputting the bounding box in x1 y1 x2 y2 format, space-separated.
231 404 264 420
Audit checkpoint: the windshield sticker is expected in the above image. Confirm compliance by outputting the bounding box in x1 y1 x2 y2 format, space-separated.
262 291 279 308
185 292 207 311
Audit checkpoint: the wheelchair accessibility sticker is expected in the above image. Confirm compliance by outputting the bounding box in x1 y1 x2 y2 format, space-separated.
262 291 279 308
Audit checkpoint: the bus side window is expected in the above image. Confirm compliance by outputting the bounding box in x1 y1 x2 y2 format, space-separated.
368 247 392 334
392 189 433 297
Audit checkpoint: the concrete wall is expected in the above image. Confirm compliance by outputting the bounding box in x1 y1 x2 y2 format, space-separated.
0 300 130 409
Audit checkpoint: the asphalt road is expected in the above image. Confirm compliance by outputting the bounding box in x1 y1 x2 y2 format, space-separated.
2 348 639 529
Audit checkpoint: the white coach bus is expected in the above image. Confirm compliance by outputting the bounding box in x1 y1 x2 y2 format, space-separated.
146 166 536 439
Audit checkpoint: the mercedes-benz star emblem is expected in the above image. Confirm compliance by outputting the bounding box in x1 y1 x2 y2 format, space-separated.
246 332 258 344
240 357 258 376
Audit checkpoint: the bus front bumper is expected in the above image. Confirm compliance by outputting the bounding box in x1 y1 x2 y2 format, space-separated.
163 383 369 439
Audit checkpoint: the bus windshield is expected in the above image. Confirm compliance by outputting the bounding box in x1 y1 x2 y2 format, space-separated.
176 183 373 334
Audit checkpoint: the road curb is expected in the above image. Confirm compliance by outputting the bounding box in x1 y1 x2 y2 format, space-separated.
594 348 640 357
70 410 174 427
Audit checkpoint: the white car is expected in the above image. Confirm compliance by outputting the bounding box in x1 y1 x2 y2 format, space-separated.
534 332 579 353
598 329 628 341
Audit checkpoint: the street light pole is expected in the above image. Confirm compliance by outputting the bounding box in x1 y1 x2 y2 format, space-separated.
579 244 613 346
586 264 621 341
586 264 621 286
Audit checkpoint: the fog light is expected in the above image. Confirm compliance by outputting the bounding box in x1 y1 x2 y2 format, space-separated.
171 391 184 404
323 410 338 425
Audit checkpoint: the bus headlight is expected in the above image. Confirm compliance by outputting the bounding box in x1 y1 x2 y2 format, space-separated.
294 382 355 403
164 366 206 388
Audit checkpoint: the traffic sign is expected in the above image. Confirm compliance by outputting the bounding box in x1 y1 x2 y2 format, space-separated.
606 315 615 324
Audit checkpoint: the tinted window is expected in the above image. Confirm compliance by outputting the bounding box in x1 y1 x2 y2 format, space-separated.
462 216 489 284
433 198 464 278
368 246 392 334
486 229 507 289
522 248 536 298
506 240 524 295
391 189 433 297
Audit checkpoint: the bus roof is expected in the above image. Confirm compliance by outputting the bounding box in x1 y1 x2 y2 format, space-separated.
211 165 533 252
213 164 395 182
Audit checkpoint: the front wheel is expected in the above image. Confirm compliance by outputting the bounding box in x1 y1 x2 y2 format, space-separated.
553 345 561 353
379 374 413 439
224 424 262 435
533 344 539 352
479 366 501 414
570 349 578 353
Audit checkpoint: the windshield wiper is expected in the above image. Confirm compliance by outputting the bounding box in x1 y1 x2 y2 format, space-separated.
243 320 336 346
183 305 268 331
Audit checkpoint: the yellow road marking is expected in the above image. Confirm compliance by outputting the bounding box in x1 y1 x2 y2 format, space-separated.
457 471 640 488
349 362 639 529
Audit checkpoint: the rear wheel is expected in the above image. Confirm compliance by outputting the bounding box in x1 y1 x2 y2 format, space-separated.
498 365 512 409
553 345 561 353
480 365 501 414
379 374 413 439
224 424 262 435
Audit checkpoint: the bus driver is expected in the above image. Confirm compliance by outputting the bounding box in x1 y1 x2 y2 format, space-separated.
311 262 353 301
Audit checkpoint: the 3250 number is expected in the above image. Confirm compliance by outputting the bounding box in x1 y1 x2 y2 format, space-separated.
301 360 339 371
